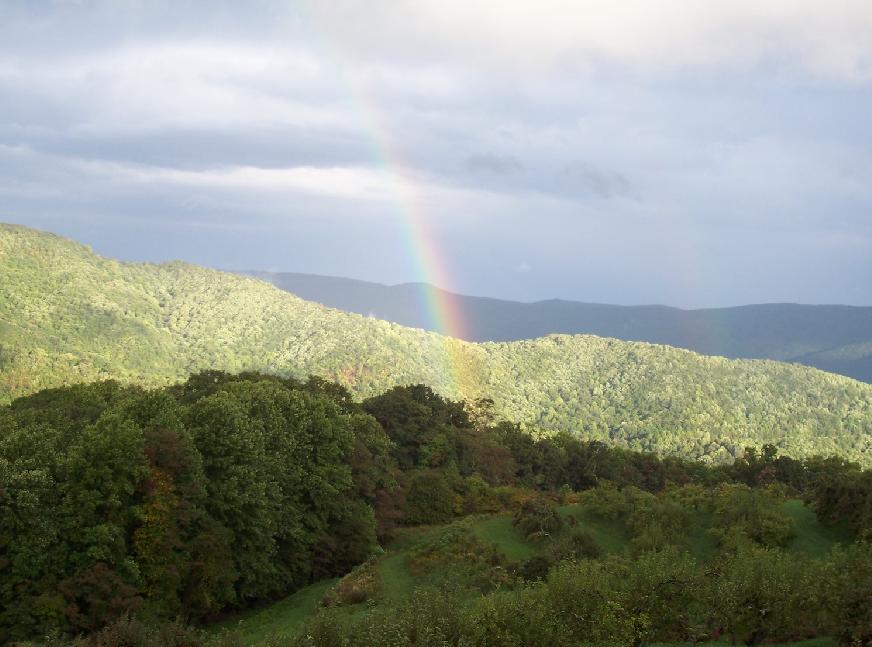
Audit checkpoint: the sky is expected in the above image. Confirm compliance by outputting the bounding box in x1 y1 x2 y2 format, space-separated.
1 1 871 308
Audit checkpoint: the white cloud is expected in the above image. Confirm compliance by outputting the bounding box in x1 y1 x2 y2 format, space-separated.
1 1 871 305
0 41 356 134
306 0 872 82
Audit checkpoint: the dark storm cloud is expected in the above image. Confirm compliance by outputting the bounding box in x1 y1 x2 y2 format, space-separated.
1 1 872 307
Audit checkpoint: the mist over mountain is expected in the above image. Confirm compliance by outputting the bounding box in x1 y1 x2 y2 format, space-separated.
242 271 872 384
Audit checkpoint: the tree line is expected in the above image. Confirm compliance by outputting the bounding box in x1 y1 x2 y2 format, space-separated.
4 223 872 467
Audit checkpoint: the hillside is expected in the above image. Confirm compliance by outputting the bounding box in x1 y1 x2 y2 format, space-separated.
2 223 871 464
242 271 872 383
216 500 852 646
5 374 868 645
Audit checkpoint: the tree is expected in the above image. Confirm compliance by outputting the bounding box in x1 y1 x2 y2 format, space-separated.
403 471 458 525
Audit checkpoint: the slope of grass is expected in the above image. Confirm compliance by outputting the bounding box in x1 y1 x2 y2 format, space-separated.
377 552 416 602
471 515 539 561
783 499 854 557
205 502 846 646
208 578 337 644
559 504 631 553
3 223 872 465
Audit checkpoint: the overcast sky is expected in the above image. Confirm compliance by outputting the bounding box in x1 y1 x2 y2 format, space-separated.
2 1 871 307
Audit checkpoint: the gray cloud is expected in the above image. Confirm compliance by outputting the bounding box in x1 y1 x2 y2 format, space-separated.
1 2 871 307
560 162 633 199
467 153 523 175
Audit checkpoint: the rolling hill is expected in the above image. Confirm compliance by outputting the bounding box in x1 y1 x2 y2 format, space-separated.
2 222 871 465
241 271 872 384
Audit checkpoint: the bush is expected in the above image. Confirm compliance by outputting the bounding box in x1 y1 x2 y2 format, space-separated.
821 542 872 645
711 484 795 549
322 560 383 607
512 499 564 541
402 471 459 525
547 528 601 562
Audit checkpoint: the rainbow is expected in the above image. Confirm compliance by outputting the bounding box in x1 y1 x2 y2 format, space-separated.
349 88 474 397
294 8 475 396
354 101 468 341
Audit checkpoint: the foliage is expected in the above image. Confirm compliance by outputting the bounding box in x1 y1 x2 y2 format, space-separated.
0 374 382 641
321 560 382 607
703 544 826 644
249 269 872 384
710 484 796 549
820 542 872 645
2 224 872 466
3 371 872 645
814 469 872 539
512 499 565 541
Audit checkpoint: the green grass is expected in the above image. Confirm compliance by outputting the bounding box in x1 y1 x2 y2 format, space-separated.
377 551 416 601
559 504 630 554
783 499 853 557
208 578 337 643
206 545 420 643
471 515 538 561
207 504 847 646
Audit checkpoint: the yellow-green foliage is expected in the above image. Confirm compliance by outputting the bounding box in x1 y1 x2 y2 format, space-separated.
2 223 871 465
322 560 383 607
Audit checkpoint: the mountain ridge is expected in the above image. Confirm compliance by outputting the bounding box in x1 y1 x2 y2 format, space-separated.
239 270 872 383
2 222 871 465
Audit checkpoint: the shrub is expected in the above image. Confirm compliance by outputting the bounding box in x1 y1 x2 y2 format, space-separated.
402 471 459 525
322 560 383 607
512 499 564 541
547 528 601 562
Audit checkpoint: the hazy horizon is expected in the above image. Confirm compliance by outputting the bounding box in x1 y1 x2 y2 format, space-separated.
8 219 872 311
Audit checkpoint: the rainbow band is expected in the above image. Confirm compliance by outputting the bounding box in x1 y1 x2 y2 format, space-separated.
362 104 473 396
294 7 474 397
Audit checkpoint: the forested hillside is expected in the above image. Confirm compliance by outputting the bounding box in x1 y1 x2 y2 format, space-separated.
244 271 872 383
2 223 871 465
3 374 870 645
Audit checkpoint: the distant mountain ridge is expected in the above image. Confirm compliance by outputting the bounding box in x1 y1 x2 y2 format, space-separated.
241 271 872 384
2 223 871 466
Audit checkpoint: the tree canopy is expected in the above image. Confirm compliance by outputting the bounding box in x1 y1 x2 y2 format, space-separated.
1 224 871 465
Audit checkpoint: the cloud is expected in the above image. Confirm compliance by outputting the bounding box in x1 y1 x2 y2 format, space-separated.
0 41 351 134
560 162 633 199
305 1 872 82
0 1 871 307
467 153 522 175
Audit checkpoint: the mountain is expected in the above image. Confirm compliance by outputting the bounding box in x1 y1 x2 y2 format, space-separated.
241 271 872 384
2 223 871 465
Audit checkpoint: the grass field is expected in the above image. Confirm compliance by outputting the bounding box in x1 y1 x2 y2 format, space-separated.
209 578 337 643
783 499 853 557
376 551 416 602
206 500 851 645
558 503 631 553
471 515 539 561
